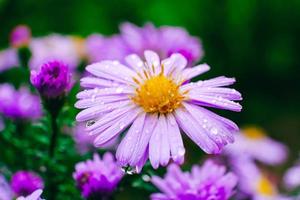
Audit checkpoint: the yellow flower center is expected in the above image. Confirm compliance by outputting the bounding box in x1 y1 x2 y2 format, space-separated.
256 176 275 196
243 127 266 140
132 69 185 114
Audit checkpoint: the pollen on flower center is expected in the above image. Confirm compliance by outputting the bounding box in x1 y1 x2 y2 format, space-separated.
132 73 185 114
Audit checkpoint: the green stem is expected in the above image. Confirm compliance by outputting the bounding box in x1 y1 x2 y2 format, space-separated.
49 113 58 157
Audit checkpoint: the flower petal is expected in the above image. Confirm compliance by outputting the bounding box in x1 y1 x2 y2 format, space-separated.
125 54 145 72
174 107 220 154
183 102 235 149
94 107 141 146
187 93 242 112
86 61 136 84
116 113 146 166
129 114 158 166
159 115 171 166
76 86 134 99
80 76 122 88
181 63 210 81
149 117 164 169
151 176 175 197
76 100 131 122
75 95 128 108
166 114 185 164
144 50 160 75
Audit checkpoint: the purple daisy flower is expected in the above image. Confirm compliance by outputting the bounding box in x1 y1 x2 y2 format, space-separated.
16 189 44 200
85 22 203 65
0 48 19 72
10 25 31 48
120 22 203 64
75 50 242 170
30 60 71 99
231 157 292 200
0 84 42 120
151 160 237 200
10 171 44 197
73 152 124 199
283 158 300 190
223 126 288 165
29 34 81 70
0 174 13 200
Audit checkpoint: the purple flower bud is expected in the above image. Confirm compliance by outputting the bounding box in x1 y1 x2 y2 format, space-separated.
30 60 71 99
10 171 44 197
10 25 31 48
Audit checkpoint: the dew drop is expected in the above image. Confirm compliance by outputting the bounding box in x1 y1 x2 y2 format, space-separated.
142 174 151 182
86 120 96 127
119 121 126 129
121 165 137 175
210 127 218 135
177 147 185 156
116 87 123 93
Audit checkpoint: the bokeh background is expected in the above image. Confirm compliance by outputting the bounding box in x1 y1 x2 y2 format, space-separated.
1 0 299 154
0 0 300 199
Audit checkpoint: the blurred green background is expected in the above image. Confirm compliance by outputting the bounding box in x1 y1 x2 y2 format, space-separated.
1 0 299 153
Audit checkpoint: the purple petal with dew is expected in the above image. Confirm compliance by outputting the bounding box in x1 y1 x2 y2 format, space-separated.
87 104 137 132
76 100 131 122
129 114 158 166
181 63 210 81
86 61 136 84
144 50 160 74
183 102 235 149
116 113 146 166
187 93 242 112
125 54 145 72
93 107 140 147
166 114 185 164
80 77 123 89
159 115 171 166
149 116 165 169
75 95 128 108
76 86 134 100
174 107 220 154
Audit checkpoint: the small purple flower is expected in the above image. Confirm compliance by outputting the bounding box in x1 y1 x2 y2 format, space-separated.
0 84 42 120
231 157 292 200
10 171 44 197
29 34 81 70
0 48 19 72
283 159 300 190
10 25 31 48
151 160 237 200
73 152 124 198
31 60 71 99
223 126 288 165
75 50 242 170
0 174 13 200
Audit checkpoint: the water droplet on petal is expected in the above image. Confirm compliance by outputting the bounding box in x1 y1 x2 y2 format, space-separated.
210 127 218 135
116 87 123 93
86 120 96 127
177 147 185 156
